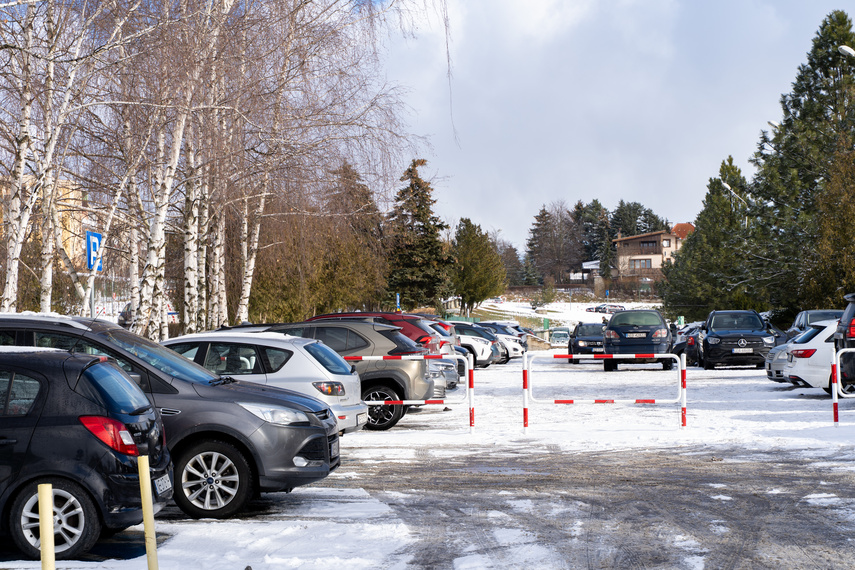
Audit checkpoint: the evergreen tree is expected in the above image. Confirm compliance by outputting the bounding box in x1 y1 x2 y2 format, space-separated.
452 219 506 314
572 199 608 261
749 10 855 310
661 158 766 321
496 240 525 286
386 159 454 311
525 200 582 283
522 253 540 285
595 210 615 280
610 200 670 237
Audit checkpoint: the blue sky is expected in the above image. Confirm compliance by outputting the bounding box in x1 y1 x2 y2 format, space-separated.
383 1 851 252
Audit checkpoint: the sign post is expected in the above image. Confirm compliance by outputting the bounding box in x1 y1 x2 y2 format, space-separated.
86 231 102 317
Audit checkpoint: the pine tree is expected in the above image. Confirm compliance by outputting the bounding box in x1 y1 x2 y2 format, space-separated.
496 240 525 286
452 219 506 314
386 159 454 311
525 201 582 283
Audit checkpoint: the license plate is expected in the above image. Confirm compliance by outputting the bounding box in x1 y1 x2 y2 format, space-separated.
330 438 340 458
154 473 172 495
625 333 647 338
732 348 753 354
593 348 604 353
357 412 368 425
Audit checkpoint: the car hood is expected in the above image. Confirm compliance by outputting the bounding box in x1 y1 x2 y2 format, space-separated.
193 379 328 413
707 329 771 337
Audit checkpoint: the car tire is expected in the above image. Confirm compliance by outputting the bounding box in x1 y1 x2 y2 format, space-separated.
604 360 617 372
662 359 673 371
10 478 101 560
174 440 253 519
362 385 405 431
703 358 715 370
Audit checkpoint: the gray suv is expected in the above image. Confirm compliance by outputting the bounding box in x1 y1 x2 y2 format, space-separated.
261 321 434 431
0 314 339 519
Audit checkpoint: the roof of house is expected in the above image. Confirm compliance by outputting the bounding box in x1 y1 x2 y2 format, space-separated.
612 230 671 244
671 222 695 240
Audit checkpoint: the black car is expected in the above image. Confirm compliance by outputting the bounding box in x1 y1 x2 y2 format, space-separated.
698 310 778 369
567 322 605 364
602 309 673 371
833 293 855 391
787 309 843 339
0 350 172 559
673 325 701 366
0 314 339 519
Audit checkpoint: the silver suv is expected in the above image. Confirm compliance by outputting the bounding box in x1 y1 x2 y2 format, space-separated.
261 321 434 430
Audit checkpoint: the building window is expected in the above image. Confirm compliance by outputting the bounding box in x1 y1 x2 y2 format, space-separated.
663 239 671 247
639 241 657 251
629 259 652 269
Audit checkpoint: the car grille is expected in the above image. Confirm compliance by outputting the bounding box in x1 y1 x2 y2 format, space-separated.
719 337 766 349
311 409 331 422
298 435 333 461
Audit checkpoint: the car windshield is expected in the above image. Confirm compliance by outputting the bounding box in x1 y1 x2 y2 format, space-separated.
96 328 218 384
577 324 604 336
609 312 662 327
792 325 826 345
710 313 764 331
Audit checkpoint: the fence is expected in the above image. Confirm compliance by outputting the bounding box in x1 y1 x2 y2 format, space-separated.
522 352 687 433
344 353 475 433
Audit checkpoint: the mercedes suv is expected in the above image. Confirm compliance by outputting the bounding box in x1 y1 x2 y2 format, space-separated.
698 310 778 369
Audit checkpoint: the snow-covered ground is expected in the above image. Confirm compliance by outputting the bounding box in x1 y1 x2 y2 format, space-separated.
9 300 855 569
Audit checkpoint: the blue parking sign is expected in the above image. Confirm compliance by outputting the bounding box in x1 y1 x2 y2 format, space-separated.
86 231 102 271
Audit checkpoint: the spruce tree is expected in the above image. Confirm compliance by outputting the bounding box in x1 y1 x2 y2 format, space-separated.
386 159 454 311
452 219 506 314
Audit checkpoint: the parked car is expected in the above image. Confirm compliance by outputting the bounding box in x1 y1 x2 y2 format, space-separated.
587 303 625 314
602 309 673 371
0 314 339 519
786 309 843 339
833 292 855 392
306 312 451 355
550 327 570 346
672 325 701 366
478 322 526 359
784 320 841 393
479 320 529 350
765 342 792 382
447 322 502 367
698 310 778 370
259 320 434 430
567 322 605 364
162 331 369 434
0 350 172 560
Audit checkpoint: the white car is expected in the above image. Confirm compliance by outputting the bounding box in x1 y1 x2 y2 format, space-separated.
163 331 369 433
478 322 527 359
446 321 499 367
784 320 838 393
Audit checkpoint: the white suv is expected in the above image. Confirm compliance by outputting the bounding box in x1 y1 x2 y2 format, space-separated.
163 331 368 433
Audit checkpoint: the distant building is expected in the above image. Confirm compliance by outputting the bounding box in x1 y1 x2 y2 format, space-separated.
611 224 694 285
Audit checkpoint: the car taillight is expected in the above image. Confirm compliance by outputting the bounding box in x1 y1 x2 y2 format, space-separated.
848 319 855 339
313 381 345 396
80 416 139 456
604 330 619 339
651 328 668 339
791 349 817 358
687 337 695 346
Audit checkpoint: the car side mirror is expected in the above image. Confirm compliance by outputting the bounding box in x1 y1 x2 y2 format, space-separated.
351 365 357 374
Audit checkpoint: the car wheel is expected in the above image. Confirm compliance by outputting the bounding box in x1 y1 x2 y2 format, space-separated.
10 478 101 560
174 440 253 519
703 358 715 370
662 359 673 371
362 385 404 431
604 360 617 372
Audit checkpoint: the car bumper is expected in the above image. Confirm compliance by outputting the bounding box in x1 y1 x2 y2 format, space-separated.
330 402 369 433
706 346 769 365
250 423 339 493
102 453 173 529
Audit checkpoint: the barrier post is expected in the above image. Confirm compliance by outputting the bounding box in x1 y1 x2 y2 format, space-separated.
137 455 159 570
468 354 475 434
523 352 529 434
38 483 55 569
681 353 687 428
832 361 839 426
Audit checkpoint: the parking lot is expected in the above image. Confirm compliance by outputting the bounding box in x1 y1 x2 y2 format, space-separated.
5 355 855 568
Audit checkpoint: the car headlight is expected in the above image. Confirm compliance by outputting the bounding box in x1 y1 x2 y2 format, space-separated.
238 402 309 426
762 336 775 345
707 337 721 345
577 340 588 347
775 350 788 361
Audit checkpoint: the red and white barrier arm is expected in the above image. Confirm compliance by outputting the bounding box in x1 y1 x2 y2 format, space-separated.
345 352 475 432
831 348 855 426
523 352 686 433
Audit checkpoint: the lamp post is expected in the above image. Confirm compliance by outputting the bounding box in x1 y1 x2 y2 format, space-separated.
722 181 749 228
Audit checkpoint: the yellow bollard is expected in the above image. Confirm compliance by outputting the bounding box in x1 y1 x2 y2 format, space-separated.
37 483 55 570
137 456 159 570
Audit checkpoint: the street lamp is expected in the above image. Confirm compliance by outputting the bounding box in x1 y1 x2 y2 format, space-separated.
722 181 749 228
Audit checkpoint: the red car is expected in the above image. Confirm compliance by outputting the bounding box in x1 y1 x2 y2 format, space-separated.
306 312 449 354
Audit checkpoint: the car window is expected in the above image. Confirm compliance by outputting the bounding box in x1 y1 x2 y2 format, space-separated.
793 326 824 344
0 372 40 416
577 324 604 336
261 347 293 373
0 331 15 345
305 342 353 375
35 331 137 373
610 312 662 327
377 329 420 351
710 313 763 331
205 343 262 375
806 311 842 325
315 327 364 352
78 362 151 414
167 342 200 360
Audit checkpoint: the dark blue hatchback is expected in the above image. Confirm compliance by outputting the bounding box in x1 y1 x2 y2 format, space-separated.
602 309 673 371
